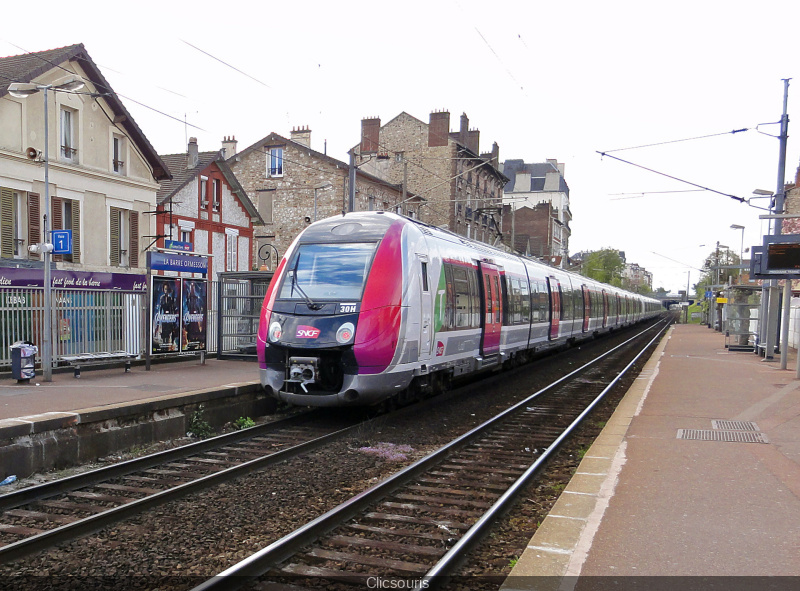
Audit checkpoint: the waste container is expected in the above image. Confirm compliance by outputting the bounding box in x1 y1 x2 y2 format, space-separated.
10 341 38 382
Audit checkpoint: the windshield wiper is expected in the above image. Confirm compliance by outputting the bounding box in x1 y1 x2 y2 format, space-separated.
291 254 322 310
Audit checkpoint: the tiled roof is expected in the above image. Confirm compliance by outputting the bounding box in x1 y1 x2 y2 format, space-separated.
0 43 170 181
157 150 263 225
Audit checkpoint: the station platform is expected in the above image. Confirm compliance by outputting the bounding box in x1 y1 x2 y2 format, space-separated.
0 356 260 422
503 323 800 589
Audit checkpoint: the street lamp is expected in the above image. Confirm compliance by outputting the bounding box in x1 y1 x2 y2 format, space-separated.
8 75 85 382
730 224 745 278
313 181 332 221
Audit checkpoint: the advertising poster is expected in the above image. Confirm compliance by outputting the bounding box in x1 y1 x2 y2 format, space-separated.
152 277 181 353
181 278 207 352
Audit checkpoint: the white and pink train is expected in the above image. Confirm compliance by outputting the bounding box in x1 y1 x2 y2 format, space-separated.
257 212 662 407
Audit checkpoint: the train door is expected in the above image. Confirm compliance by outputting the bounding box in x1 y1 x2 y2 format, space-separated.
479 262 502 356
418 255 433 360
547 276 561 340
602 290 609 328
581 285 590 332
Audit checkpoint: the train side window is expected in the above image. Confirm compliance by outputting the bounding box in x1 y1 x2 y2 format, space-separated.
453 265 472 328
444 263 455 330
493 275 501 323
468 267 480 328
421 262 429 292
519 278 531 323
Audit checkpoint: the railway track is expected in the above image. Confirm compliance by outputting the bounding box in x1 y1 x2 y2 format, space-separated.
0 410 366 565
193 318 671 590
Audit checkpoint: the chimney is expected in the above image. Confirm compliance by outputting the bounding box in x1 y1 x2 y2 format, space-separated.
467 129 480 155
547 158 565 176
187 137 199 169
481 142 500 168
360 117 380 153
290 126 312 148
459 113 469 147
221 135 238 158
428 110 450 147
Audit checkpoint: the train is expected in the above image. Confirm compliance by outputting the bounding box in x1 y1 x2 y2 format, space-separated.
257 211 663 407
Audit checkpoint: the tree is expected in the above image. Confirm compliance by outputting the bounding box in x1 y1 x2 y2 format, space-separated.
694 247 740 299
580 248 625 287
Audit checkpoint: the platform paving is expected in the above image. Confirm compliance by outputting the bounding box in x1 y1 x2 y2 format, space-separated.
503 323 800 589
0 357 260 421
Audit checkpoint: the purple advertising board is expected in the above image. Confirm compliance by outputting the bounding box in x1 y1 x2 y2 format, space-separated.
152 276 181 354
0 268 146 291
181 278 207 352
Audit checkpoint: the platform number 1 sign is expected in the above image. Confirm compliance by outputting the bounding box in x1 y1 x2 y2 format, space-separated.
52 230 73 255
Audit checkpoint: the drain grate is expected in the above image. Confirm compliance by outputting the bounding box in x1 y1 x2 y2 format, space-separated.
677 429 769 444
711 420 759 431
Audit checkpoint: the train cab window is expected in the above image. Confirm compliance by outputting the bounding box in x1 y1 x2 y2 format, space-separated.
279 242 377 301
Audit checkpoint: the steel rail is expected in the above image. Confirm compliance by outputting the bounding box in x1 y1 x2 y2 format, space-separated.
0 413 365 565
422 320 671 586
0 411 316 512
190 318 669 591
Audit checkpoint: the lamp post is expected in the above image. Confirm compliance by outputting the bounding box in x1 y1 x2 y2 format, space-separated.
313 181 332 221
8 75 85 381
730 224 745 278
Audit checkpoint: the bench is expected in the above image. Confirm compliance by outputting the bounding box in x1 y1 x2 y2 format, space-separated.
61 351 138 378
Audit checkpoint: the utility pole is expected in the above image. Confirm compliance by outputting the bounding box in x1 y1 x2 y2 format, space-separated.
764 79 791 365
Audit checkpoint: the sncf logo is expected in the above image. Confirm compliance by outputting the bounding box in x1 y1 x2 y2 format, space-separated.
296 325 321 339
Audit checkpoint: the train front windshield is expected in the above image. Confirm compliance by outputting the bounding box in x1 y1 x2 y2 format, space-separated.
278 242 377 301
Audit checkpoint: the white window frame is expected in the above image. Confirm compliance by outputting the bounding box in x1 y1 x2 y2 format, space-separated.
225 228 239 272
60 107 76 162
212 178 221 212
200 175 209 208
268 147 284 177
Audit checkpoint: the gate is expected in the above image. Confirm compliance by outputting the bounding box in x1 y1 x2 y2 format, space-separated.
215 272 273 359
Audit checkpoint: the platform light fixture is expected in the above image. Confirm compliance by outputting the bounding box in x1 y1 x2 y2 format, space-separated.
730 224 745 277
8 74 86 382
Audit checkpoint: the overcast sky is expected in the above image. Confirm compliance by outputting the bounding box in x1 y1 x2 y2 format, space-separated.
4 0 800 293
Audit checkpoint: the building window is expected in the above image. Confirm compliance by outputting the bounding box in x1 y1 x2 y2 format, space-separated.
60 108 77 161
110 207 140 268
181 228 192 244
112 135 125 173
212 178 221 212
268 147 283 177
226 232 238 271
200 176 209 208
0 188 25 259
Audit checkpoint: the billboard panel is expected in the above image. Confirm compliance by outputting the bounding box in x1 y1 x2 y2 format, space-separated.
181 279 207 352
152 277 181 353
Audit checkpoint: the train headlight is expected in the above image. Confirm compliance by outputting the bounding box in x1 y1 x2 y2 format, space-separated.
336 322 355 344
269 321 283 343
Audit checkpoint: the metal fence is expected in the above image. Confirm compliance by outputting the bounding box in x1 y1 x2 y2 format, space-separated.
0 275 274 368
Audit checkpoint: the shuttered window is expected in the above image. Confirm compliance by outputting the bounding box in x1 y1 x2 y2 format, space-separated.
0 188 13 259
28 193 40 260
110 207 139 268
110 206 121 266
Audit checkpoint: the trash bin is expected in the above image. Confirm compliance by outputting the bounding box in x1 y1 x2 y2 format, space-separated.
10 341 38 382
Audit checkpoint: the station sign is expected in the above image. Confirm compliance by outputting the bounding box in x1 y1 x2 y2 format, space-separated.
52 230 72 255
165 240 192 252
147 251 208 275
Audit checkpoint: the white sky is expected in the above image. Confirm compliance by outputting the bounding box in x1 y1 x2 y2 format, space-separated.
4 0 800 293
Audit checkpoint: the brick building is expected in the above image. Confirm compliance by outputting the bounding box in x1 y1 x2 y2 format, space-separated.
155 138 261 280
501 159 571 262
353 111 507 245
226 128 419 268
501 201 564 265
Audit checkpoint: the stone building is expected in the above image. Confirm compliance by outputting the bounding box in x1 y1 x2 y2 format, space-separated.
226 128 420 268
155 138 262 280
501 159 571 262
352 111 507 245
